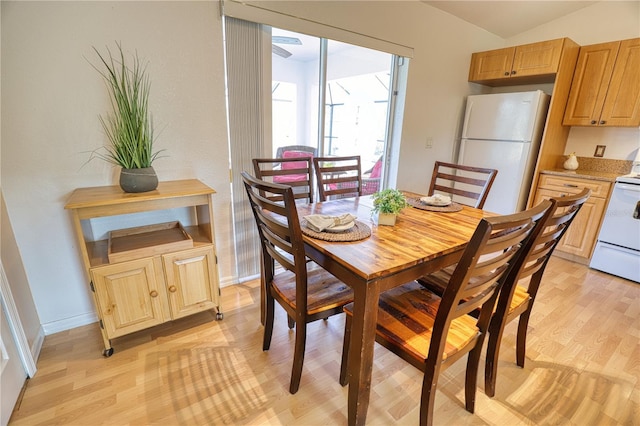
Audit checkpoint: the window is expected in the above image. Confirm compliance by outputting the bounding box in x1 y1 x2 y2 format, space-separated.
272 29 396 177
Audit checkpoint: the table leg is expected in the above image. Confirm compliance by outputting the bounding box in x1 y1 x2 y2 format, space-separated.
348 281 380 426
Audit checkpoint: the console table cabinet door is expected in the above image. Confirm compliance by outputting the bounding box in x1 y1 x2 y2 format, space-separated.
163 246 219 320
91 257 168 339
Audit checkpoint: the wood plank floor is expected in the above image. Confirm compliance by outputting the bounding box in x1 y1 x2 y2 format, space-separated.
9 257 639 425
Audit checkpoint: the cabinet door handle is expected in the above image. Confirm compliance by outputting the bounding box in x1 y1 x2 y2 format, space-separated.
599 120 606 125
504 71 510 76
168 285 177 293
511 70 516 75
150 290 158 298
590 120 597 125
563 183 579 188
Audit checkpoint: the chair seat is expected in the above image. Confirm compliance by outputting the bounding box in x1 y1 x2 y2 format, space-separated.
273 264 354 316
344 281 478 363
417 265 455 295
508 284 530 315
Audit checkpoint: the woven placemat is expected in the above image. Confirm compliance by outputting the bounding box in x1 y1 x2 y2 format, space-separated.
407 197 463 213
300 219 371 242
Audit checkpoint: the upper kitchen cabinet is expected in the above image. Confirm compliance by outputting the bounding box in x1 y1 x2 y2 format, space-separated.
468 38 567 86
563 38 640 127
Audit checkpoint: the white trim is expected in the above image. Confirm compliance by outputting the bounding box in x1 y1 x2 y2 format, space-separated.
41 312 97 336
0 262 37 377
222 0 414 58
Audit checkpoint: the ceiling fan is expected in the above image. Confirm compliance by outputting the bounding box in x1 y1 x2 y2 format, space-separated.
272 35 302 58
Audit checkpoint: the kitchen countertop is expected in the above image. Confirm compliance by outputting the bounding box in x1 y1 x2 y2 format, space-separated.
540 157 633 182
540 169 621 182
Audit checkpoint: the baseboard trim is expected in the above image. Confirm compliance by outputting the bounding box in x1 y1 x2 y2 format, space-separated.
41 312 98 335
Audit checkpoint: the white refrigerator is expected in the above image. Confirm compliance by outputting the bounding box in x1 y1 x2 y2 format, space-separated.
457 90 550 214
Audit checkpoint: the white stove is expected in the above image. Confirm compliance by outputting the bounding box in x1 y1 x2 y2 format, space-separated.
590 171 640 283
616 172 640 184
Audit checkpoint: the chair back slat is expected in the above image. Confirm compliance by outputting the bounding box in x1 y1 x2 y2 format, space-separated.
253 157 314 203
429 161 498 209
314 156 363 201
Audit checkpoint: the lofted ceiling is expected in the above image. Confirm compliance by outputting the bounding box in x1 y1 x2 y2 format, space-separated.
272 1 600 61
422 1 598 38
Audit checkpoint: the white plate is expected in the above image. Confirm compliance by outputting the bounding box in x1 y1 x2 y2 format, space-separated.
420 196 452 207
324 222 355 233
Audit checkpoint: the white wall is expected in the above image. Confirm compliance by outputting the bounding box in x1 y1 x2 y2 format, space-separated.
1 0 501 333
1 1 232 332
505 1 640 163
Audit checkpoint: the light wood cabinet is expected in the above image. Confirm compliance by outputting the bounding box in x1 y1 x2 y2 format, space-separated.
533 174 612 263
66 179 221 356
469 38 565 86
563 38 640 127
91 257 169 339
163 246 219 320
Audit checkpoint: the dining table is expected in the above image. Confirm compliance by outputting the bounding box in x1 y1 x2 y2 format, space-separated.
295 191 493 426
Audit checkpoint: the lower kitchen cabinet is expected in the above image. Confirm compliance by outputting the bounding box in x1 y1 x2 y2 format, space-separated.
533 173 612 263
65 179 221 357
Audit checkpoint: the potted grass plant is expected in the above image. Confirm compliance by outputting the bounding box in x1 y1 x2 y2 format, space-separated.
371 188 408 226
89 43 162 193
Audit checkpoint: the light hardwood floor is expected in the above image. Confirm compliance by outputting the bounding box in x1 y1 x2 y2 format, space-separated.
9 257 639 425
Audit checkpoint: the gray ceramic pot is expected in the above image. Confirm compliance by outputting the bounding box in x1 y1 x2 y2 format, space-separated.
119 167 158 193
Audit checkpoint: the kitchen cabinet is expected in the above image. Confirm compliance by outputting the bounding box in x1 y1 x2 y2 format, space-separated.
563 38 640 127
468 38 565 86
65 179 221 356
533 173 612 264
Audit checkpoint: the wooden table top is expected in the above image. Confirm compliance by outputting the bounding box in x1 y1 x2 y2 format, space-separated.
296 191 493 285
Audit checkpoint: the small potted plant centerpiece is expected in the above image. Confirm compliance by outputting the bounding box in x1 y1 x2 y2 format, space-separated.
371 188 408 226
89 43 163 193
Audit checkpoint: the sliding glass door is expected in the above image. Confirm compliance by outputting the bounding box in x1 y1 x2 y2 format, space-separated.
225 18 407 281
272 28 395 186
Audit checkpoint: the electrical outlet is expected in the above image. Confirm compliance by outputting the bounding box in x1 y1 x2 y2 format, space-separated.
425 137 433 149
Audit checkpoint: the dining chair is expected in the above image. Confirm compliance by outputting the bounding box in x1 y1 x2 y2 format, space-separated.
313 155 363 201
241 171 354 394
361 156 383 195
252 157 314 203
275 145 317 159
339 201 549 425
484 188 591 397
428 160 498 208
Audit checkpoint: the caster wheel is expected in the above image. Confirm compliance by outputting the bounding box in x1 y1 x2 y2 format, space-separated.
103 348 114 357
216 312 224 320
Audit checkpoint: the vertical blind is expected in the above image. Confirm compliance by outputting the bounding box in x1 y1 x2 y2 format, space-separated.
225 17 266 280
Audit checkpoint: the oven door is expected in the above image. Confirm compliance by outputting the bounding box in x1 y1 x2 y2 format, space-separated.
597 182 640 251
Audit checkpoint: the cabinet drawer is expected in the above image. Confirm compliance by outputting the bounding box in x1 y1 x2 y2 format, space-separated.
538 174 611 198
